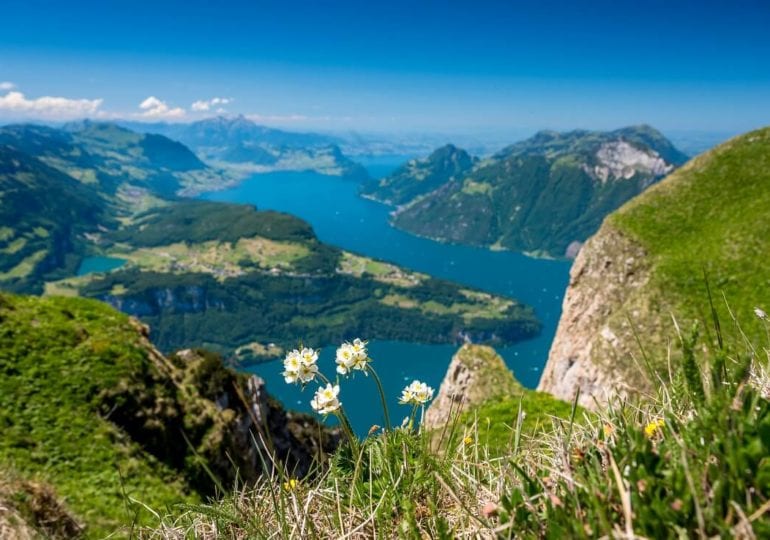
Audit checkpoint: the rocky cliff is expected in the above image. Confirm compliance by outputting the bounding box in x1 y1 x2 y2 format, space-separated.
538 127 770 407
536 226 652 407
423 344 522 430
424 344 577 454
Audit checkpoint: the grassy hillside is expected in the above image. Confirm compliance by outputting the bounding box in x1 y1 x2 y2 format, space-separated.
0 122 235 290
0 292 336 537
539 125 770 410
610 126 770 343
0 146 107 291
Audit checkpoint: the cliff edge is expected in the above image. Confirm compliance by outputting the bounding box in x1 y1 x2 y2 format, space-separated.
538 127 770 407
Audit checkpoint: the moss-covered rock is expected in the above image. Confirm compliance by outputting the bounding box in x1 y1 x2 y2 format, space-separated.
424 344 522 430
424 345 576 454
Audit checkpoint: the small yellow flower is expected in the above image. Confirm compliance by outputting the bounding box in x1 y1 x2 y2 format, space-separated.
283 478 298 491
644 418 665 439
463 436 474 445
603 424 614 437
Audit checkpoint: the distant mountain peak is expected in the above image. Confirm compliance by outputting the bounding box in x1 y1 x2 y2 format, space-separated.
360 144 477 205
373 126 687 258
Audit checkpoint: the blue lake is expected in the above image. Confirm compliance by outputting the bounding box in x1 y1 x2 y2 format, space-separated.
201 164 571 434
77 256 126 276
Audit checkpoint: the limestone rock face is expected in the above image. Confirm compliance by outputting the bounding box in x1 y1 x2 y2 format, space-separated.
424 344 522 430
593 141 674 183
537 225 650 408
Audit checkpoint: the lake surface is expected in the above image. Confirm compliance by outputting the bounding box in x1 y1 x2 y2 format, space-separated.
77 256 126 276
202 163 571 434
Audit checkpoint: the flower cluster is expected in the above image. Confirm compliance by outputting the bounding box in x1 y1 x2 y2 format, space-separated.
755 307 768 321
282 339 434 438
399 380 434 405
335 338 370 375
310 383 341 414
282 347 319 385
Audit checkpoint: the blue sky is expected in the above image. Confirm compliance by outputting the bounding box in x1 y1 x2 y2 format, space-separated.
0 0 768 135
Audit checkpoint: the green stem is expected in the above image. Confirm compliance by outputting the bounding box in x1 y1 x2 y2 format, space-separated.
336 407 358 447
409 404 419 433
367 365 392 431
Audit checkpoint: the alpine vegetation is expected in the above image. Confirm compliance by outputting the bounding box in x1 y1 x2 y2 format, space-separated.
144 307 770 538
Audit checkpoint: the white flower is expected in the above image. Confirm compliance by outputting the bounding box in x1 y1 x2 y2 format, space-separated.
310 383 341 415
351 338 370 371
297 362 319 383
282 349 302 383
399 380 434 405
335 342 356 375
351 338 367 358
300 347 319 366
283 347 319 385
755 307 768 320
335 338 370 375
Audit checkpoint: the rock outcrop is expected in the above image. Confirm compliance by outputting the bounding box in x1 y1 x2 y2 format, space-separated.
424 344 522 430
539 127 770 409
537 226 650 408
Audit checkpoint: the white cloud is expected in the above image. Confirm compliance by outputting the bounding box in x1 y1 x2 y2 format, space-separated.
0 82 15 91
191 96 232 112
0 90 103 119
138 95 186 119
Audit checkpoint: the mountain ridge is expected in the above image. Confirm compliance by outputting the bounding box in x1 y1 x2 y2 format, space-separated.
365 125 687 258
119 115 369 180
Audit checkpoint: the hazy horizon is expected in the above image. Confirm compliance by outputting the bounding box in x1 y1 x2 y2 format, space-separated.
2 0 768 135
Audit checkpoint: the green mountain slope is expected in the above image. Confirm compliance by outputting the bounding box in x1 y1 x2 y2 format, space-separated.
0 122 221 291
361 144 476 205
0 146 107 291
0 292 337 537
377 126 686 258
539 126 770 404
1 122 224 199
49 201 540 358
